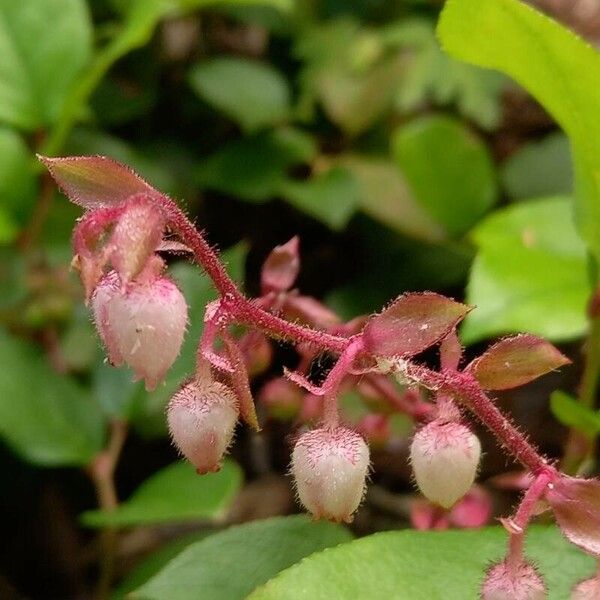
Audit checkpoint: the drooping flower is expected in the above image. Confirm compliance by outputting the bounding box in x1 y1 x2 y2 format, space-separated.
167 379 239 474
481 560 546 600
291 426 370 522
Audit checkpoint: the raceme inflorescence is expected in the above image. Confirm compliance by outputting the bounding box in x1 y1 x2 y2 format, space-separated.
41 154 600 598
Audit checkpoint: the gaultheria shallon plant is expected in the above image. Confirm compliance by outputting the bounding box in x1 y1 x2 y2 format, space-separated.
40 154 600 595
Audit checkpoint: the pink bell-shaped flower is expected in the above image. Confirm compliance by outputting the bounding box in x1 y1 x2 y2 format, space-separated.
291 426 370 523
410 419 481 508
106 275 187 390
481 560 546 600
167 379 239 474
91 271 124 367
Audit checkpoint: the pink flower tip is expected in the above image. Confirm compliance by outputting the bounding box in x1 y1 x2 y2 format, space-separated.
167 379 239 474
291 426 370 523
481 560 546 600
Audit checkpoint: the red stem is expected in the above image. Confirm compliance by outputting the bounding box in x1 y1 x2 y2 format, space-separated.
159 195 551 475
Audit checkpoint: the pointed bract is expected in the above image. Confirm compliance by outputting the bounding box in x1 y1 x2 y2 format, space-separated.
410 419 481 508
466 334 570 391
167 380 239 474
547 477 600 556
363 292 471 357
291 426 370 522
261 236 300 294
39 155 160 209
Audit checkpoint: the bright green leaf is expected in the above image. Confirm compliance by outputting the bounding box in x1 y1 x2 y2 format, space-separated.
113 531 213 599
189 57 291 132
392 115 497 237
196 128 316 202
502 132 573 201
279 167 360 230
250 526 593 600
0 328 105 466
462 197 590 343
0 0 92 130
0 127 37 234
81 460 242 527
438 0 600 262
550 390 600 438
134 516 353 600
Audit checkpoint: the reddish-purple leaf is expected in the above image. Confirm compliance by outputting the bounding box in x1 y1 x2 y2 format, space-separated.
38 155 160 209
465 334 570 390
547 477 600 556
261 237 300 294
362 292 471 357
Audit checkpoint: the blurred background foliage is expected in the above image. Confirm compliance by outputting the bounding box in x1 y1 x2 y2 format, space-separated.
0 0 596 597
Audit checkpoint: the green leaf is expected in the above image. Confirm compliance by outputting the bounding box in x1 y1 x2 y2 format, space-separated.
81 460 242 527
392 115 497 237
438 0 600 262
502 132 573 201
279 167 360 230
0 127 37 236
382 18 505 130
0 0 92 130
133 516 353 600
551 390 600 438
0 328 105 466
189 57 291 132
461 197 590 344
196 128 317 202
336 155 446 243
250 526 594 600
129 244 246 437
113 531 213 599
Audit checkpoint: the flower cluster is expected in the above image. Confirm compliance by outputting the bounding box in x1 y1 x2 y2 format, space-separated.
41 155 600 596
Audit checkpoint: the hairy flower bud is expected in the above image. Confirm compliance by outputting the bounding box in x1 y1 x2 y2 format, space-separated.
572 575 600 599
410 419 481 508
167 379 239 474
106 276 187 390
91 271 123 367
481 561 546 600
291 426 370 523
110 194 165 283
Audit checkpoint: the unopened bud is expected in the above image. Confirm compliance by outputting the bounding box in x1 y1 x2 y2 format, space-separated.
167 379 239 474
110 195 165 283
410 419 481 508
91 271 123 366
106 276 187 390
572 575 600 599
291 426 370 522
482 561 546 600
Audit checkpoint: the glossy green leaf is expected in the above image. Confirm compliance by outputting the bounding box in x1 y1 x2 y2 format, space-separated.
438 0 600 262
134 516 353 600
502 132 573 201
0 127 37 237
250 526 593 600
82 460 242 527
392 115 497 237
0 328 105 466
551 391 600 438
0 0 92 130
196 128 316 202
279 167 360 230
189 57 291 132
113 532 213 599
462 197 590 343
